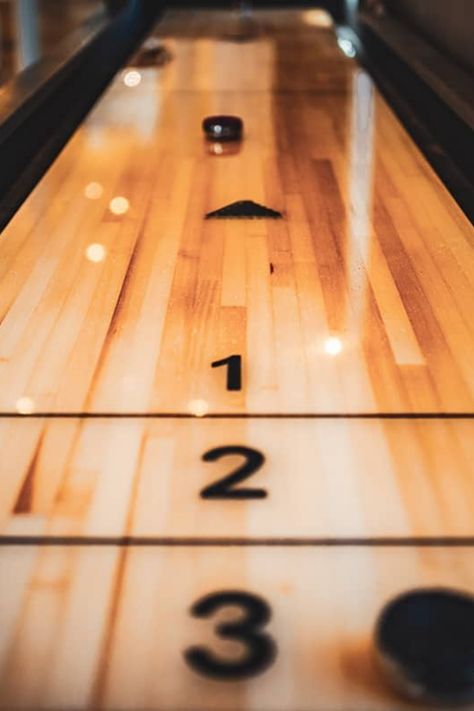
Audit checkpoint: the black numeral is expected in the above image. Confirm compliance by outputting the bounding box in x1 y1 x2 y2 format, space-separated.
211 354 242 391
200 446 267 499
184 590 277 680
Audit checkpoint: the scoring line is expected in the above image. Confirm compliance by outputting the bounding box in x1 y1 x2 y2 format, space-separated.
0 412 473 420
1 536 474 547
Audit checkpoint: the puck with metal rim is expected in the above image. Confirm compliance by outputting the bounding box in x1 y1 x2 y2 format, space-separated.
202 115 243 142
374 587 474 706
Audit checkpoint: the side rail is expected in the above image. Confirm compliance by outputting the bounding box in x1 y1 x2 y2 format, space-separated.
349 9 474 223
0 0 162 232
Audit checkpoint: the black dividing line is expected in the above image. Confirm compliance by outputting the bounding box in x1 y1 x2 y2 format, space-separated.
1 536 474 547
0 412 473 420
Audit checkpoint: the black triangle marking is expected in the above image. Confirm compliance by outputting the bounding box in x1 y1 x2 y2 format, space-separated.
205 200 283 220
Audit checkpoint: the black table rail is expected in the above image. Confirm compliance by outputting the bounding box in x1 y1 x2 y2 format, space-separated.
0 0 162 233
0 0 471 229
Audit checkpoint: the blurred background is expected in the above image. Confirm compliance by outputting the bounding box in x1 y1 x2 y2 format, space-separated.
0 0 471 224
0 0 105 83
1 0 472 86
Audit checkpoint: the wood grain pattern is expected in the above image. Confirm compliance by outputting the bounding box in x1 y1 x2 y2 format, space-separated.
1 8 474 710
1 545 474 709
0 10 472 414
0 416 473 540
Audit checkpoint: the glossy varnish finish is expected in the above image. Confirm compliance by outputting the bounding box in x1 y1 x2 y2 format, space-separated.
2 546 474 709
0 8 474 711
0 10 472 414
0 416 473 540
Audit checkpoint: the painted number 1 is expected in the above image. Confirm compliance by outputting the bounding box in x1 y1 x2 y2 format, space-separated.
211 354 242 391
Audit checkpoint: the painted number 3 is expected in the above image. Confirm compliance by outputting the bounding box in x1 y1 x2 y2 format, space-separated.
184 591 277 680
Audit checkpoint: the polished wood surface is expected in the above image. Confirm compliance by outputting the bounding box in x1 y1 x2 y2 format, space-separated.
1 10 472 414
1 546 474 709
0 416 473 539
0 8 474 711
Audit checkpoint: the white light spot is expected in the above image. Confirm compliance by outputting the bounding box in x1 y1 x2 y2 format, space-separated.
324 337 343 356
143 37 162 52
109 196 130 215
123 70 142 88
188 399 209 417
84 182 104 200
85 243 107 263
211 143 224 155
16 397 35 415
337 37 357 58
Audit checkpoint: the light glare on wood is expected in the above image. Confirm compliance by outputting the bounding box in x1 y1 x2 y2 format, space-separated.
324 337 343 356
85 243 107 262
123 69 142 87
0 7 473 709
84 181 104 200
14 396 35 414
108 196 130 215
187 399 209 417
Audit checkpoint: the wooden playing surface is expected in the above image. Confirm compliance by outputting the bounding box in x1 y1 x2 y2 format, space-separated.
0 7 473 710
1 545 474 710
1 417 473 540
1 10 473 415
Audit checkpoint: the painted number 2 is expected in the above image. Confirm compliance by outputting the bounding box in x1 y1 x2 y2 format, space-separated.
184 591 277 680
200 446 267 499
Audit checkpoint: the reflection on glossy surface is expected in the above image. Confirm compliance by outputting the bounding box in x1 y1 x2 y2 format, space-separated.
84 181 104 199
109 196 129 215
345 69 375 338
187 399 209 417
85 243 107 263
123 69 142 88
0 9 472 414
0 9 473 711
142 37 162 53
2 546 474 709
210 142 223 155
337 37 357 58
90 67 161 139
349 70 375 244
1 418 473 539
15 396 34 414
324 337 343 357
207 140 241 156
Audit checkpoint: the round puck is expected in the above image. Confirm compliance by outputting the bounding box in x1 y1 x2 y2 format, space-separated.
374 587 474 705
202 115 243 142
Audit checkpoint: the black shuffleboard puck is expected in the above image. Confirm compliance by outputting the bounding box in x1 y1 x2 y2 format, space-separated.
203 115 243 142
374 587 474 706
